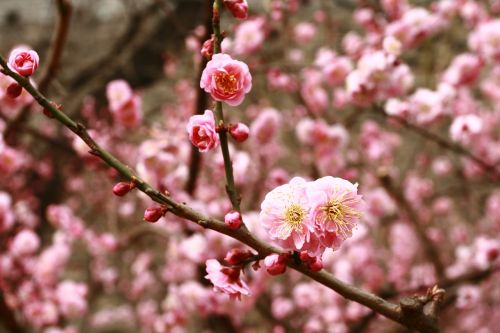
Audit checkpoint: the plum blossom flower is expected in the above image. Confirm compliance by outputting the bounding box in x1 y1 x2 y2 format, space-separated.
449 114 483 144
186 110 219 152
205 259 250 300
8 47 39 76
200 53 252 106
259 177 315 252
224 0 248 20
306 177 364 250
10 229 40 257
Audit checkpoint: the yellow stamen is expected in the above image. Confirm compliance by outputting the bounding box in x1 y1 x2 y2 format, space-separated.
215 72 238 94
322 197 360 238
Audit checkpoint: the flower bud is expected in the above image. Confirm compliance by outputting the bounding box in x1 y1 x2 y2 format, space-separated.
264 254 287 275
8 48 40 76
201 35 215 60
220 266 241 280
144 206 166 223
6 83 22 99
112 182 134 197
224 0 248 20
224 210 242 230
229 123 250 143
224 248 253 265
308 257 323 272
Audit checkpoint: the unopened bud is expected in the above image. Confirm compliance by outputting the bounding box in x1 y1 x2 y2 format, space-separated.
308 257 323 272
144 206 166 223
6 83 22 99
224 210 242 230
112 182 134 197
229 123 250 143
201 35 215 60
223 0 248 20
225 248 253 265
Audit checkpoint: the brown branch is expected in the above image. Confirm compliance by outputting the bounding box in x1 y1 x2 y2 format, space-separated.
0 55 443 333
378 170 445 279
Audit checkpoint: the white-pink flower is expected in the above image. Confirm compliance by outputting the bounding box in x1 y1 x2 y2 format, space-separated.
306 176 364 250
205 259 250 300
10 229 40 257
186 110 219 152
259 177 314 252
200 53 252 106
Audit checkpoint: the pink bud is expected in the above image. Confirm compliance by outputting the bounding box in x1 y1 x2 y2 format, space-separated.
220 266 241 281
223 0 248 20
224 210 242 230
225 248 253 265
8 48 40 76
229 123 250 142
264 254 287 275
144 206 166 223
6 83 22 99
112 182 133 197
201 35 215 60
308 257 323 272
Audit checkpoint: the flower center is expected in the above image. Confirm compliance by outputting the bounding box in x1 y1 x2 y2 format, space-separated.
322 198 360 238
284 204 305 230
215 72 238 95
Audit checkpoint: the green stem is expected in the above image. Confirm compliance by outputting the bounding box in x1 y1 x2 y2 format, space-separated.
211 0 241 212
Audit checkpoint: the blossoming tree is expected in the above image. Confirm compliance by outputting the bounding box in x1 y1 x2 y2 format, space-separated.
0 0 499 332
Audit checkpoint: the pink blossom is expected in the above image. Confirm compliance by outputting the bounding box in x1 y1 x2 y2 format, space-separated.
111 94 142 128
224 0 248 20
200 53 252 106
106 80 133 111
456 285 481 309
205 259 250 300
229 122 250 142
442 53 483 87
186 110 219 152
294 22 316 44
306 177 364 250
260 177 315 252
321 57 352 86
8 47 39 76
234 18 266 55
469 19 500 62
264 254 287 275
56 280 88 318
224 210 243 229
449 114 483 144
250 108 282 145
10 229 40 256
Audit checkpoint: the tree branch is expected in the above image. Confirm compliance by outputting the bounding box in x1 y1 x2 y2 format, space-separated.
0 55 442 333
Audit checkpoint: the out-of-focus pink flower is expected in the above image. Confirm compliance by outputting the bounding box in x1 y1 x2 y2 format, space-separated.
234 18 266 55
6 83 22 99
449 114 483 144
200 53 252 106
306 176 364 250
264 254 287 275
0 192 15 233
224 0 248 20
294 22 316 44
8 48 39 76
56 281 88 318
224 210 243 230
260 177 314 252
106 80 133 111
229 122 249 142
10 229 40 257
383 36 402 56
205 259 250 300
456 285 481 309
250 108 282 145
186 110 219 152
442 53 483 87
469 19 500 62
321 57 352 86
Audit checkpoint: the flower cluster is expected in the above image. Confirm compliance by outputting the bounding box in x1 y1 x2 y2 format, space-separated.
260 176 364 257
